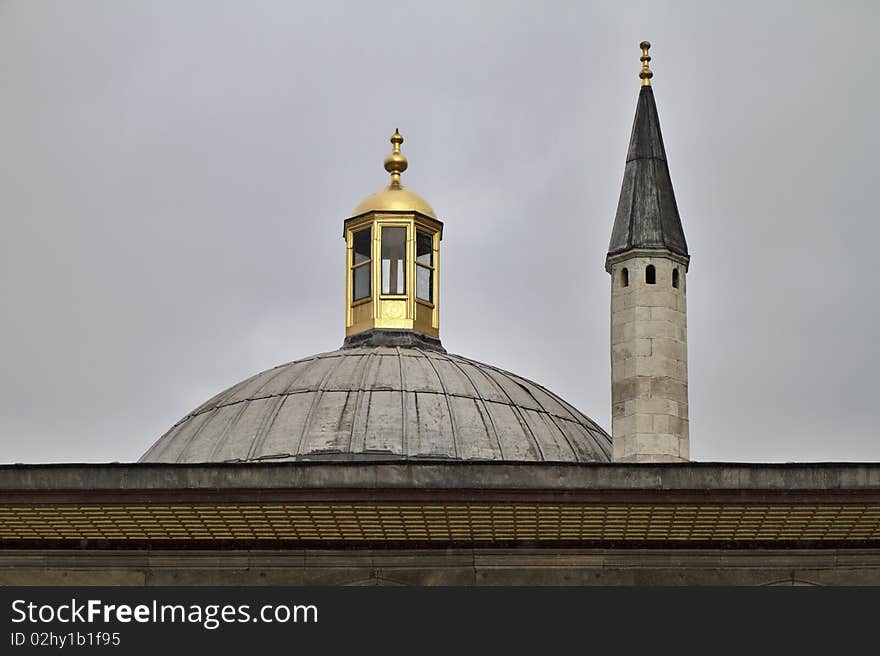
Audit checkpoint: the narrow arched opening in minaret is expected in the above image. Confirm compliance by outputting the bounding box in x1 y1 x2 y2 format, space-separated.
621 268 629 287
672 268 679 288
645 264 656 285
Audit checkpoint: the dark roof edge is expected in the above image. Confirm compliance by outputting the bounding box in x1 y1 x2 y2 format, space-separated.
342 329 445 352
605 247 690 272
343 211 443 237
2 461 880 492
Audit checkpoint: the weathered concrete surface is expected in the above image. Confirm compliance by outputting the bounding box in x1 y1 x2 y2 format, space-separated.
137 347 612 465
3 462 880 493
3 548 880 586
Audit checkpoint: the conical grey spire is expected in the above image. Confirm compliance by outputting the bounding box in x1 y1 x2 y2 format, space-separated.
607 85 688 261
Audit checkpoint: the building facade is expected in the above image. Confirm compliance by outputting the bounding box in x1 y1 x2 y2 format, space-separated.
2 44 879 586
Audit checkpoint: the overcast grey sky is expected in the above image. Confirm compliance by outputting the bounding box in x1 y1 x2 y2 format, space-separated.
0 1 877 464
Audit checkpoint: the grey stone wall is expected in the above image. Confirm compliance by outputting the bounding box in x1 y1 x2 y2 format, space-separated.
3 548 879 586
610 255 689 462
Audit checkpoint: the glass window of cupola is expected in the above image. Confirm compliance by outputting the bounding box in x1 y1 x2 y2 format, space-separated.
416 230 433 303
381 226 407 295
351 227 371 301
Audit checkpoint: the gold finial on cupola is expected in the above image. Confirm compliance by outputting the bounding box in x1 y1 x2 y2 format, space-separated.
351 128 435 218
383 128 408 189
639 41 653 86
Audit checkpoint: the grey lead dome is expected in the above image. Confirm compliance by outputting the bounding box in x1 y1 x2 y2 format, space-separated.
140 347 612 463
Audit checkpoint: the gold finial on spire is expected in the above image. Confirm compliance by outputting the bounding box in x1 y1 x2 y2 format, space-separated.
639 41 653 86
383 128 408 189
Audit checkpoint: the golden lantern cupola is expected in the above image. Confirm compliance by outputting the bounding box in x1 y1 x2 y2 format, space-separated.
343 130 443 350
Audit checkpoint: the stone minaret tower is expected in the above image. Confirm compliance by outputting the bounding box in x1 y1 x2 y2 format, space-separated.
607 43 690 462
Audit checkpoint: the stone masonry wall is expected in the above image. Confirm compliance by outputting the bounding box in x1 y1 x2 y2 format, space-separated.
3 548 879 586
610 255 688 462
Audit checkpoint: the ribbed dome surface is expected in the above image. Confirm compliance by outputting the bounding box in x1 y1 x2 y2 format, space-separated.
140 347 612 464
351 185 436 218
